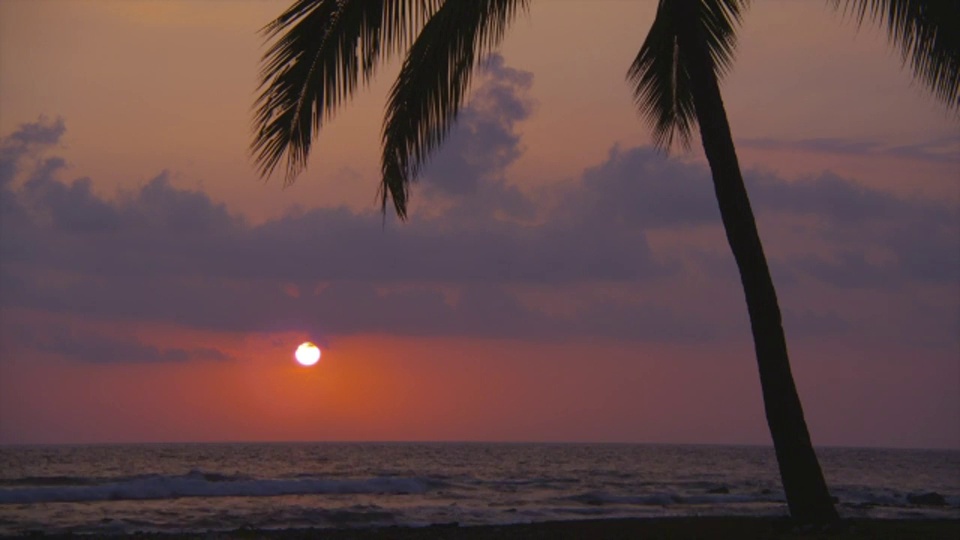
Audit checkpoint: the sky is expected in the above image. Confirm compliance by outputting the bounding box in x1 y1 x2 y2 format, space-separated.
0 0 957 448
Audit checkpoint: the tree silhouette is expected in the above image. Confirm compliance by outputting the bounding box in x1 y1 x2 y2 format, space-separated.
252 0 959 525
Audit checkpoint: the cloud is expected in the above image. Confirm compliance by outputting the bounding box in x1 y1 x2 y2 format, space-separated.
742 170 960 288
5 320 230 364
1 64 958 360
0 79 690 351
560 145 720 230
420 55 534 203
741 135 960 164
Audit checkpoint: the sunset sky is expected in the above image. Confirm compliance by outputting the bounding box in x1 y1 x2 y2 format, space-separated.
0 1 957 449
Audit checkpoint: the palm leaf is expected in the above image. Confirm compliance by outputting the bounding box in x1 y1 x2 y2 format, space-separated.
627 0 748 150
252 0 442 185
831 0 960 110
380 0 529 218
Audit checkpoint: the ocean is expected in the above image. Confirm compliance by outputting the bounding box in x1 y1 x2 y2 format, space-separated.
0 443 957 535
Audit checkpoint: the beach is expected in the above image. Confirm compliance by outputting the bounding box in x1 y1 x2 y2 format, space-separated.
11 517 960 539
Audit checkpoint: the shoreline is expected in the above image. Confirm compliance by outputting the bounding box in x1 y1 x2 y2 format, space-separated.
11 517 960 540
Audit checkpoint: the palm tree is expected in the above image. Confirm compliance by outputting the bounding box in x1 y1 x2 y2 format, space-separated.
252 0 959 525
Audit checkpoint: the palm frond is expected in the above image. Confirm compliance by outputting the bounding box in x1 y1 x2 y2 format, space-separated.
832 0 960 110
380 0 529 218
627 0 748 150
252 0 442 185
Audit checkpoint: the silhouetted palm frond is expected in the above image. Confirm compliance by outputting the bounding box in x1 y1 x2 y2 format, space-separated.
832 0 960 110
380 0 528 217
627 0 748 150
253 0 442 184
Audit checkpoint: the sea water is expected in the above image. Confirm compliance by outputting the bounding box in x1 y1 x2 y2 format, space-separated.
0 443 957 535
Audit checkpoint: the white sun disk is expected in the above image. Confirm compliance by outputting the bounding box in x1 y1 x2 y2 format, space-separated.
295 342 321 366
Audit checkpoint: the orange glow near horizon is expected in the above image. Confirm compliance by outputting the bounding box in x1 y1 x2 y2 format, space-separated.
0 314 957 448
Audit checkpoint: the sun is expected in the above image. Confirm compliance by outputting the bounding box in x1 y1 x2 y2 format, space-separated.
294 341 321 366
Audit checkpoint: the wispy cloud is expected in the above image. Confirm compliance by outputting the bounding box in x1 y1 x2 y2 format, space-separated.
740 135 960 164
5 320 230 364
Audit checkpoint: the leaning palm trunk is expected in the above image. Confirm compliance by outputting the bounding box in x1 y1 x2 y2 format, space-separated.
675 0 838 524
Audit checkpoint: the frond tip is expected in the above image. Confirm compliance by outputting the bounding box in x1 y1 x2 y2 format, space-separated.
251 0 442 186
831 0 960 110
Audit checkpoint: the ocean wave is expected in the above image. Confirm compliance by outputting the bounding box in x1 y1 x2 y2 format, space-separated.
0 475 94 487
562 489 786 507
0 473 438 504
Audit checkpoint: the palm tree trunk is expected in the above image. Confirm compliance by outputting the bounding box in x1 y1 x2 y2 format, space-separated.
678 1 839 525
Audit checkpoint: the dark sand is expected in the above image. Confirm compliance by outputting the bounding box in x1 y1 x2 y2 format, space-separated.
14 518 960 540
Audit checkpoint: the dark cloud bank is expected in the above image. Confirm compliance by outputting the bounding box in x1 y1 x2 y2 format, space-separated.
1 60 957 363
